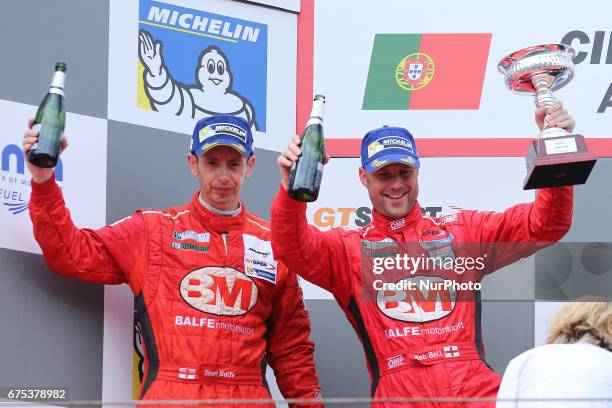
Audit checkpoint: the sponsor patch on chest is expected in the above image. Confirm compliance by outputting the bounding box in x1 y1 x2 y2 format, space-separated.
171 229 210 253
243 234 277 284
173 230 210 242
418 225 456 262
362 238 399 258
244 258 277 284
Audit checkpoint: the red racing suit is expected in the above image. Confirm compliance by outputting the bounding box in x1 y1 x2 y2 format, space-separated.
29 174 322 407
271 185 573 407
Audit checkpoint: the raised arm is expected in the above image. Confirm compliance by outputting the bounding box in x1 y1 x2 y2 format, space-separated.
461 186 573 272
272 134 352 305
461 102 575 272
24 119 144 285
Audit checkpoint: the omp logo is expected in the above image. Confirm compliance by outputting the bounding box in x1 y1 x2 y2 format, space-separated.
377 276 456 322
1 144 63 216
390 219 406 231
440 214 458 224
180 267 257 316
387 354 405 369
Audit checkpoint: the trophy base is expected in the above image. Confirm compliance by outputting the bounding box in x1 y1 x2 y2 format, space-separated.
523 134 597 190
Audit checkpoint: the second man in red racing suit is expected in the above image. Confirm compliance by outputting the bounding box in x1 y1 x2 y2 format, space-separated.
271 104 575 407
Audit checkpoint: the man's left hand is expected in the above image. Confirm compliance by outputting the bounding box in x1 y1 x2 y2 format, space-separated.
535 102 576 133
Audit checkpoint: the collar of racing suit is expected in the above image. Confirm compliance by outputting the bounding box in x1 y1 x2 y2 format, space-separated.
371 201 423 235
189 191 247 233
198 193 243 217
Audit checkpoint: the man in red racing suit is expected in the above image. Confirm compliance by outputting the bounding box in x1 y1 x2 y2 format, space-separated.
25 114 322 407
271 103 575 407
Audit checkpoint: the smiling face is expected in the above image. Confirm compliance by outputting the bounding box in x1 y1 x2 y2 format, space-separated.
187 145 255 211
359 163 419 219
197 47 231 92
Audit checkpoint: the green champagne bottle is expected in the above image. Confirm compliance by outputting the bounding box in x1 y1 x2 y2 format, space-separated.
288 95 326 202
28 62 67 168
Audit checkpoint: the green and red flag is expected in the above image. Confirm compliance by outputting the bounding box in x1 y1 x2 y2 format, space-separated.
362 33 491 110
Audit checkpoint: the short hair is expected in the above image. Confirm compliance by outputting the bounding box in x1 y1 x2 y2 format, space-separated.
546 296 612 350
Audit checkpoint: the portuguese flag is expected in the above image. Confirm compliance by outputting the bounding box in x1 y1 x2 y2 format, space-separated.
362 34 491 110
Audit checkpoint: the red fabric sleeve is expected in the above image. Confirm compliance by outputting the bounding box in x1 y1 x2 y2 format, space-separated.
266 269 322 406
29 174 146 287
461 186 573 273
271 184 352 306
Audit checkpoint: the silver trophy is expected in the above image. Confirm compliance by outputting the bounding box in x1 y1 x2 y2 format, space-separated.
498 44 596 190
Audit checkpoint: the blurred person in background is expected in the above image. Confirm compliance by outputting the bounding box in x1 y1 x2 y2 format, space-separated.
497 299 612 407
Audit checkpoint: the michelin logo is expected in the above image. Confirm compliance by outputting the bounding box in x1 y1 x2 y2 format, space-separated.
199 123 247 143
146 6 260 43
381 137 414 153
368 137 414 158
138 31 258 129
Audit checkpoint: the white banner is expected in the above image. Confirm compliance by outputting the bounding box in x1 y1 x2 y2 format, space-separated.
312 0 612 141
0 99 107 254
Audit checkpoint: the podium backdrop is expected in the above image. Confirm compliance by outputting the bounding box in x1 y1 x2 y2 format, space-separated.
1 0 611 405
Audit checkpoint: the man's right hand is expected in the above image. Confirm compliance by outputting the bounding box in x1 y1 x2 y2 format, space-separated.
22 118 68 184
277 134 329 190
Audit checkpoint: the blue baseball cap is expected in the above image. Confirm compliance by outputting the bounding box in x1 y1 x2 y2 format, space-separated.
190 114 254 157
360 126 420 173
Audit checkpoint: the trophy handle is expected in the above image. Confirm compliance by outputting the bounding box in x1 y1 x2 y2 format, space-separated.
532 73 557 109
531 73 570 148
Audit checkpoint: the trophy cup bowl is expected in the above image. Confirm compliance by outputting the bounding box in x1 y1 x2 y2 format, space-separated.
498 44 597 190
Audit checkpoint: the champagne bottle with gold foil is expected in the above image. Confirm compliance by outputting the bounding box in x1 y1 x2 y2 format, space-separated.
288 95 326 202
28 62 67 168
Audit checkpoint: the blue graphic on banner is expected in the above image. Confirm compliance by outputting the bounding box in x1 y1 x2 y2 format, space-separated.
1 144 63 216
138 0 268 131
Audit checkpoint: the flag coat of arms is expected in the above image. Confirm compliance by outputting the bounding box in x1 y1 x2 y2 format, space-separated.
363 33 491 110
